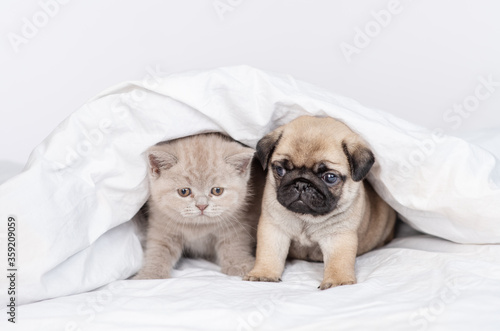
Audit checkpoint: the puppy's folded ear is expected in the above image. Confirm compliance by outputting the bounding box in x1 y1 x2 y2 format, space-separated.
342 138 375 182
256 130 282 170
147 149 178 178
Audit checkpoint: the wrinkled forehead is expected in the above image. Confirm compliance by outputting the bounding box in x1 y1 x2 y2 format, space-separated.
271 133 349 172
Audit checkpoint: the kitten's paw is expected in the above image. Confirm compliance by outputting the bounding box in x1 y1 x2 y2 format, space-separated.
243 275 282 282
132 270 170 280
243 269 282 282
221 259 255 277
318 276 356 290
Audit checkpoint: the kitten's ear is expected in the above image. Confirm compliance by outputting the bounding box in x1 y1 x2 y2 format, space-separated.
256 129 282 170
225 150 255 175
147 149 177 178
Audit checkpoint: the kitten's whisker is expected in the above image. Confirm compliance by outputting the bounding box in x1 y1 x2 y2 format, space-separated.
219 210 254 241
230 218 254 241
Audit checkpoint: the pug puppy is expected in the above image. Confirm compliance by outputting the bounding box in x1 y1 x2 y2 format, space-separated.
243 115 396 290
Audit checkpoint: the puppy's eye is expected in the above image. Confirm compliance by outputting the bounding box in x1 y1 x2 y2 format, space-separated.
322 173 339 185
211 187 224 196
178 188 191 197
274 166 285 177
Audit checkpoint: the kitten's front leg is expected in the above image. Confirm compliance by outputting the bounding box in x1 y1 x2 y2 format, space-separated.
133 235 183 280
216 230 256 277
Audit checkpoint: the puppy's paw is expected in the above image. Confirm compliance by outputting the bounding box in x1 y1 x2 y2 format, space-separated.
319 276 356 290
243 269 282 282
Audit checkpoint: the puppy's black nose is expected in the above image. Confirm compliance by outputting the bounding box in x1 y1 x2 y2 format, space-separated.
295 181 310 192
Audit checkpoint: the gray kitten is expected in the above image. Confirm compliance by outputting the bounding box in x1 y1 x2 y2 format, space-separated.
133 133 262 279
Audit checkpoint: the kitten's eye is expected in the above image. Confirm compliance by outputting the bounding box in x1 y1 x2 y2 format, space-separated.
178 188 191 197
322 173 339 185
211 187 224 196
274 166 285 177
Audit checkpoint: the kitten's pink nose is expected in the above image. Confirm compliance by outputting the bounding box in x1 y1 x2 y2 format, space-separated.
196 204 208 211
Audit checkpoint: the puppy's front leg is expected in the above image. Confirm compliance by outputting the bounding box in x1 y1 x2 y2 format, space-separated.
243 216 290 282
318 232 358 290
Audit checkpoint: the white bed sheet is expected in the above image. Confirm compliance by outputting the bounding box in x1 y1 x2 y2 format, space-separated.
7 226 500 331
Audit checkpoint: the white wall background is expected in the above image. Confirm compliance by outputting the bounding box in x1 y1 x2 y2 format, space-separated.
1 0 499 168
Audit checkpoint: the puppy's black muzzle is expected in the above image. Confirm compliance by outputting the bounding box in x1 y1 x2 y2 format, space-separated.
277 172 336 216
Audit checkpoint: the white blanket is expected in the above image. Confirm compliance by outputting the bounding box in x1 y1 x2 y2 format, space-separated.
0 66 499 329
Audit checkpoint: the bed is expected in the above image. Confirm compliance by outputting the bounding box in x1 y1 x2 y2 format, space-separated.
1 66 499 331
